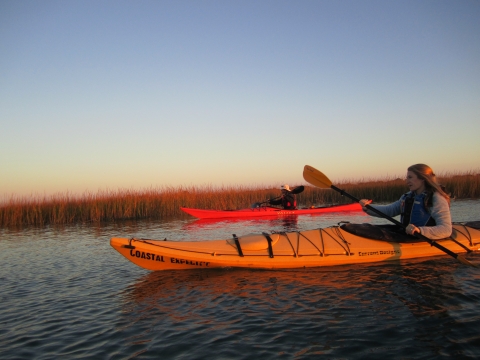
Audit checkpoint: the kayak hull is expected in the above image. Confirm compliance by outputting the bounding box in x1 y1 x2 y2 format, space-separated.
110 223 480 271
180 203 362 219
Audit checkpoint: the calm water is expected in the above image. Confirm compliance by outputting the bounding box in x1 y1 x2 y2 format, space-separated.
1 200 480 359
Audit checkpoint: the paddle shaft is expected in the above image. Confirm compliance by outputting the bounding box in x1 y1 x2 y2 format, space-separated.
331 185 464 260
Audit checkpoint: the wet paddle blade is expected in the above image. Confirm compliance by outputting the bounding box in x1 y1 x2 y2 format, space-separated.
303 165 332 189
291 185 305 194
456 255 479 268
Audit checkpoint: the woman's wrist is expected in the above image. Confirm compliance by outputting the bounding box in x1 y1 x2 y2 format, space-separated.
406 224 420 235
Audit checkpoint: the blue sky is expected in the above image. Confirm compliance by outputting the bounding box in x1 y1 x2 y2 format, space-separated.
1 0 479 198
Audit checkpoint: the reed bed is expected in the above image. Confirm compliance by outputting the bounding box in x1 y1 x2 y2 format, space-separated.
1 172 479 228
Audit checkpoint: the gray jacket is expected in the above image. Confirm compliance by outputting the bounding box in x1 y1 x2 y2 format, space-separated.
365 192 452 239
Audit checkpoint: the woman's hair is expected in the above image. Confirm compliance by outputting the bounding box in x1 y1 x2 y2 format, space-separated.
407 164 450 205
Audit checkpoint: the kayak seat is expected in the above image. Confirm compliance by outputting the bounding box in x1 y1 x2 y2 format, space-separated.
340 223 423 243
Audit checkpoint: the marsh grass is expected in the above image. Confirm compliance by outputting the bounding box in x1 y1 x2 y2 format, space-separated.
1 172 479 227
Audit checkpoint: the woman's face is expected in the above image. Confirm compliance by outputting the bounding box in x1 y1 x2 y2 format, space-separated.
406 170 425 194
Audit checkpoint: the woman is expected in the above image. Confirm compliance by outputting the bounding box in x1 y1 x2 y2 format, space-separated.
360 164 452 240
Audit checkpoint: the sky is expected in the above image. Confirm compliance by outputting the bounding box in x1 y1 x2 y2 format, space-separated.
1 0 479 198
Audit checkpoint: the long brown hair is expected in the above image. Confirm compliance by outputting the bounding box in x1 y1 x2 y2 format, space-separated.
407 164 450 206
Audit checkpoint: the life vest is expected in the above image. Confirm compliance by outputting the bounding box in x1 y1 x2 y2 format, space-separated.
282 193 297 210
400 191 436 227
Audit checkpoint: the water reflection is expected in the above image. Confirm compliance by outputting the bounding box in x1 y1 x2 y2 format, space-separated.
278 216 298 231
123 258 461 320
145 257 476 313
182 216 299 230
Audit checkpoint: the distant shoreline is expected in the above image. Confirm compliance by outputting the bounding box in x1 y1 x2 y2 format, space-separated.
1 173 479 228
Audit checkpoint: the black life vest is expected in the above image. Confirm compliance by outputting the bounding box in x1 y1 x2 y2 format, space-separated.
282 193 297 210
401 191 436 227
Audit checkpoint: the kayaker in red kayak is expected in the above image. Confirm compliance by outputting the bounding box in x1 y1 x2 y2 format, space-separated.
268 184 298 210
359 164 452 239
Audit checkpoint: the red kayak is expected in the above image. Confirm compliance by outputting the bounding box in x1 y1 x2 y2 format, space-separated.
180 203 362 219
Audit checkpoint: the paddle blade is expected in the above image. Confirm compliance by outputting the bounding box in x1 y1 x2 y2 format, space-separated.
456 255 479 268
292 185 305 194
303 165 333 189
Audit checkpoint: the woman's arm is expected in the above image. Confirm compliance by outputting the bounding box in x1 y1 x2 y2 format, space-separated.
418 193 452 239
363 199 402 219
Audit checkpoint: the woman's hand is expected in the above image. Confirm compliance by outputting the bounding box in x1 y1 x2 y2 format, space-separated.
406 224 420 236
359 199 372 211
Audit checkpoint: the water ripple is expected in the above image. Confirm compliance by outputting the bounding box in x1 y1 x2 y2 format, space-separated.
1 200 479 359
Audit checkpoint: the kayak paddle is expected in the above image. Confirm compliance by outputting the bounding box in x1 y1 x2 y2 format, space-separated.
291 185 305 194
302 165 477 268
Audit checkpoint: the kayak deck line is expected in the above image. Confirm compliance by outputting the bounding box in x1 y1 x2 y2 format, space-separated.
453 223 477 247
110 222 480 271
123 228 352 258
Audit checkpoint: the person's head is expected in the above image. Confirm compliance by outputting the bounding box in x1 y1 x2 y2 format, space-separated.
406 164 449 203
281 184 291 192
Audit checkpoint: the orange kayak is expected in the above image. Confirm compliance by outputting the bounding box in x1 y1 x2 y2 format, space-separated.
110 223 480 271
180 203 362 219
